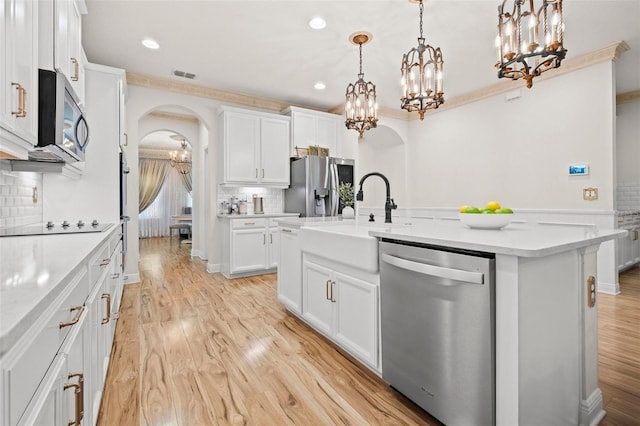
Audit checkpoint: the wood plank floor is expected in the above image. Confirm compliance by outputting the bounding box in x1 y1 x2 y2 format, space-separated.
98 237 640 425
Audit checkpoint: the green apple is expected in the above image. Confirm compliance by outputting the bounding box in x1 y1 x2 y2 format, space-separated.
465 207 481 214
495 208 514 214
481 209 496 214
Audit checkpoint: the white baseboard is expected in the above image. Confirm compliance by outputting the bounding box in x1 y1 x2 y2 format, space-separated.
191 249 206 260
124 273 141 284
598 280 621 295
580 387 606 426
206 263 220 273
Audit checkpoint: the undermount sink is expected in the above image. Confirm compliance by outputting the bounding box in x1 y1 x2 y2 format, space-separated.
299 222 395 273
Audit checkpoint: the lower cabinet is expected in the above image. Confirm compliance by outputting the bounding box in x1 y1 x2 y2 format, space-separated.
617 226 640 271
1 229 124 425
221 216 289 278
302 257 379 371
277 226 302 314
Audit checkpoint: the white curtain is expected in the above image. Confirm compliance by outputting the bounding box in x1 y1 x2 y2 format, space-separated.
139 165 192 238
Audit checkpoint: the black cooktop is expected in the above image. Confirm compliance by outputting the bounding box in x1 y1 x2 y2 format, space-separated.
0 220 114 237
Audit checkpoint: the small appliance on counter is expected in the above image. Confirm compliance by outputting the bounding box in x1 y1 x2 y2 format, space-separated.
253 194 264 214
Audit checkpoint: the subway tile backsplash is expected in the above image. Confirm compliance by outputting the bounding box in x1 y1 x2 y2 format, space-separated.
0 167 43 228
617 183 640 211
217 187 284 214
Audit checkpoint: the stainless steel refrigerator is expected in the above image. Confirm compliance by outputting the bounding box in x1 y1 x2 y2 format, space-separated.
284 156 355 217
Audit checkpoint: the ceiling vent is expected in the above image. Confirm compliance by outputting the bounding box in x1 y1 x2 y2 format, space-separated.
172 70 196 80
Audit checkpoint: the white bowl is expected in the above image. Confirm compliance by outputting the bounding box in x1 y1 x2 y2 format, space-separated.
459 212 513 229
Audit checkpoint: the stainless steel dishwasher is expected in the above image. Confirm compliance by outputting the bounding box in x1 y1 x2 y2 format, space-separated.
379 239 495 426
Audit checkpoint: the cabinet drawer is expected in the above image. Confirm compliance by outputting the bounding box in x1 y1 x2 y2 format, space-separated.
2 267 88 425
231 218 267 229
108 228 123 255
89 242 111 287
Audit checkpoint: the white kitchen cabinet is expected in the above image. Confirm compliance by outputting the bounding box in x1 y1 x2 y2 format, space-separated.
0 228 124 426
0 0 39 158
54 0 86 103
284 106 342 158
219 106 290 187
302 257 379 370
221 216 291 278
277 226 302 314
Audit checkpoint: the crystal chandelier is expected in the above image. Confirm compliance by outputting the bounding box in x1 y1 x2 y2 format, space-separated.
496 0 567 88
169 136 192 175
400 0 444 120
345 32 378 139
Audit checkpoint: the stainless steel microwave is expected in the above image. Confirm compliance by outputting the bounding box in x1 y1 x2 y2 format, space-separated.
32 69 89 163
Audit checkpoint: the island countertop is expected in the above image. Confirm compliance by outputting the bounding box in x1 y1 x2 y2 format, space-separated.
366 220 627 258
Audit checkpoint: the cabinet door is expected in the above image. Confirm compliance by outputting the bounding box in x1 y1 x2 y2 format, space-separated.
632 228 640 265
302 260 333 336
316 116 339 157
224 112 260 183
333 271 379 369
277 227 302 314
1 0 38 145
231 228 267 273
292 112 317 152
260 117 290 184
66 1 83 98
267 227 280 268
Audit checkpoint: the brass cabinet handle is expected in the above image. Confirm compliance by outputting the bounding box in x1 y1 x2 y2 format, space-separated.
112 272 121 279
64 373 84 426
262 169 265 178
281 228 292 233
270 233 273 244
70 57 79 81
59 305 85 329
101 293 111 324
244 222 255 225
330 280 336 302
326 280 331 301
100 258 111 267
256 168 258 178
11 82 27 117
263 233 266 244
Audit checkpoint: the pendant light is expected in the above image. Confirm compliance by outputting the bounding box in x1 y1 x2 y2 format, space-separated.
345 32 378 139
169 135 192 175
496 0 567 88
400 0 444 120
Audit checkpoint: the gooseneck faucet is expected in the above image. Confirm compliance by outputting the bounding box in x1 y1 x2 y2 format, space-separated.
356 172 397 223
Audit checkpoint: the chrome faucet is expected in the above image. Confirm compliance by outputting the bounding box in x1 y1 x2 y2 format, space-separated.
356 172 397 223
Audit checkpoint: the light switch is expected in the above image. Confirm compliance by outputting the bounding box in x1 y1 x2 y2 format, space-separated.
583 187 598 200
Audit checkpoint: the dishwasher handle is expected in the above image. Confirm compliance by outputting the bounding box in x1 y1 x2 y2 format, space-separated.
381 253 485 284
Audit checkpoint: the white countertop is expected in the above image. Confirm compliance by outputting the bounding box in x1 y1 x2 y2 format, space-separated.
366 220 627 258
217 213 300 219
281 216 626 258
0 228 116 355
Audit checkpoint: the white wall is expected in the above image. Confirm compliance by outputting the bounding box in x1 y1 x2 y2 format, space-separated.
616 100 640 185
402 61 616 211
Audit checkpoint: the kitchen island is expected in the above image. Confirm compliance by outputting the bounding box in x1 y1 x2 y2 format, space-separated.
276 217 626 426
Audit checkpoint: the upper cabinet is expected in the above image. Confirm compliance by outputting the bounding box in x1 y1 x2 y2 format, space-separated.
54 0 86 104
219 106 290 187
284 106 342 158
0 0 39 158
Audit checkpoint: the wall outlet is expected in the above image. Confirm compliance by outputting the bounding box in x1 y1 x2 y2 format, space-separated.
583 187 598 200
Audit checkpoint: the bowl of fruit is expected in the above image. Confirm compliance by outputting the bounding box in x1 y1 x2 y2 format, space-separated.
459 201 514 229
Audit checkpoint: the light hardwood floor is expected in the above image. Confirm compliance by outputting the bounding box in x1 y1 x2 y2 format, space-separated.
98 237 640 425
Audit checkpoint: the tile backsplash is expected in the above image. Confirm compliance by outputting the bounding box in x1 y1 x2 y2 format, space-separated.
0 167 42 228
217 187 284 214
617 183 640 211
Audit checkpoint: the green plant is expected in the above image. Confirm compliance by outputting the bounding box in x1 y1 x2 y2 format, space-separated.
338 182 354 207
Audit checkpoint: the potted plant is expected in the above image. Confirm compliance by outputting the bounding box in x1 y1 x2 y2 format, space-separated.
339 182 355 218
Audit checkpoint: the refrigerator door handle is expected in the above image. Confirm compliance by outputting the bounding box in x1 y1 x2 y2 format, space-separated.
330 162 339 216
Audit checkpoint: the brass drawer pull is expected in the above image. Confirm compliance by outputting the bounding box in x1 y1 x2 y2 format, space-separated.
11 82 27 117
70 57 79 81
100 258 111 267
64 373 84 425
101 293 111 324
59 305 84 329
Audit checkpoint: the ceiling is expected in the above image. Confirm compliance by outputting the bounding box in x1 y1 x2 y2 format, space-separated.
82 0 640 114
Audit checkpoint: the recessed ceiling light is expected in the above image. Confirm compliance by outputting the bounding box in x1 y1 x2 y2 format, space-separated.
309 16 326 30
314 81 326 90
142 38 160 50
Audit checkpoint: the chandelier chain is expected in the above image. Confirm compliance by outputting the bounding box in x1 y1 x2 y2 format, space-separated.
419 0 424 39
359 42 363 75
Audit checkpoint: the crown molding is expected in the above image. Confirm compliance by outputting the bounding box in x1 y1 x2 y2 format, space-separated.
147 110 199 123
126 72 289 112
617 90 640 105
127 41 631 121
